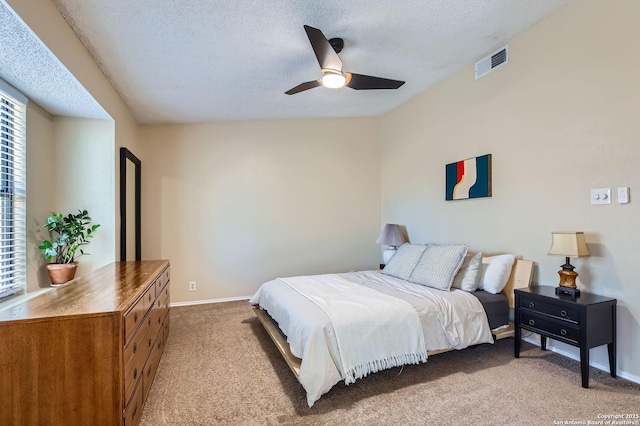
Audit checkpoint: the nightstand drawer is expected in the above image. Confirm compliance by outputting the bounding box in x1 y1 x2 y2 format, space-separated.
520 296 579 323
520 312 579 343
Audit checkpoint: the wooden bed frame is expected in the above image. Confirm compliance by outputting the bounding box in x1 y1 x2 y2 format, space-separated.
254 259 534 380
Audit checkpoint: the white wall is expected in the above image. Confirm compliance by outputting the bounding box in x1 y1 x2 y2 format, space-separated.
25 102 55 291
139 118 381 303
380 0 640 380
52 117 115 276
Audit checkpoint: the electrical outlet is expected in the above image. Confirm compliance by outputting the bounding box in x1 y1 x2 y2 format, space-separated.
189 281 196 291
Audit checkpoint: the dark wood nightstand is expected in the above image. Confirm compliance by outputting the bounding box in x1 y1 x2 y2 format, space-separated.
514 286 617 388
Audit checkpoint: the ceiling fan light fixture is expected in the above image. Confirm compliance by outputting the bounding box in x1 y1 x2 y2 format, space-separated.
285 25 405 95
321 70 346 89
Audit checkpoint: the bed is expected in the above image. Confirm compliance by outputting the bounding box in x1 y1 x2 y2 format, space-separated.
250 244 533 406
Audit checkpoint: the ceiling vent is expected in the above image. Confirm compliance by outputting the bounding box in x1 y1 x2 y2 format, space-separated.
475 45 509 80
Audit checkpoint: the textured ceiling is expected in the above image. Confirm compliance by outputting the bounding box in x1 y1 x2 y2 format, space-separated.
51 0 568 124
0 1 109 120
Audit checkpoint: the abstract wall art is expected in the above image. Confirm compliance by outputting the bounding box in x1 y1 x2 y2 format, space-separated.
445 154 492 201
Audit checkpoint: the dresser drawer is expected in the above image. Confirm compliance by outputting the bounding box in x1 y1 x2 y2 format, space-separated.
124 378 144 426
123 295 146 344
163 310 170 344
152 293 169 333
159 277 170 301
163 266 170 289
157 267 170 293
154 277 162 299
158 284 169 310
123 320 152 381
520 295 579 323
124 286 154 344
143 328 165 400
520 312 579 343
143 285 155 311
123 327 153 404
148 304 163 347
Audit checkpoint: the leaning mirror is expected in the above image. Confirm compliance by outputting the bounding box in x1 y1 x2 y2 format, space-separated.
119 147 141 261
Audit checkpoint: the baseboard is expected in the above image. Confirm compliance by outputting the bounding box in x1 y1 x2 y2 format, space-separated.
522 335 640 385
170 295 252 307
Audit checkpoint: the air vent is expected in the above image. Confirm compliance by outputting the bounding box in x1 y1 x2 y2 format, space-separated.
475 45 509 80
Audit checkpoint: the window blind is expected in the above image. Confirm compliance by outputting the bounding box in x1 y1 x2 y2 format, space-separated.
0 80 27 300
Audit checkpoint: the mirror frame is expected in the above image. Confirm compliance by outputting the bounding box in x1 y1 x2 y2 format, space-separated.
119 147 141 261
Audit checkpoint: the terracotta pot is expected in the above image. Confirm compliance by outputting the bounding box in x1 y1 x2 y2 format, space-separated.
46 262 78 286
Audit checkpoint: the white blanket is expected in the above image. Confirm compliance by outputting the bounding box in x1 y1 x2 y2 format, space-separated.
250 271 493 407
278 275 428 384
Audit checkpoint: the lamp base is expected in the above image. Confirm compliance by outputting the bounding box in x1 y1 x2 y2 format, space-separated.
382 248 397 264
557 264 578 288
556 286 580 297
556 264 580 297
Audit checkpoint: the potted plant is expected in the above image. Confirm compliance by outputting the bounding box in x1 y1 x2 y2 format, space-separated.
38 210 100 285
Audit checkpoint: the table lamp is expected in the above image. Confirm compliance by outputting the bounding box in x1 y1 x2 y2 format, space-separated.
548 231 590 297
376 224 407 264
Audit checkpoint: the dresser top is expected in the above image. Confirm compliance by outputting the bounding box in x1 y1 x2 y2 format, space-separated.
0 260 169 323
516 285 616 306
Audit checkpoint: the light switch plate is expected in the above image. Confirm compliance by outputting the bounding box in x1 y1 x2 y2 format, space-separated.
591 188 611 205
617 187 629 204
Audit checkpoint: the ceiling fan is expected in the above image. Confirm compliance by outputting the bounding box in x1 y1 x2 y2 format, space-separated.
285 25 405 95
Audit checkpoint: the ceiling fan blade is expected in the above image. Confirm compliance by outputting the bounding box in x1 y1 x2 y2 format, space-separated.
346 73 405 90
303 25 343 71
285 80 322 95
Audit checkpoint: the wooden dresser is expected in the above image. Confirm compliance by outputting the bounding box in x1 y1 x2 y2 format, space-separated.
0 260 170 426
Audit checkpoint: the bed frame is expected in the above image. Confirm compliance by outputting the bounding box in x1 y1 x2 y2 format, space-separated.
254 259 534 380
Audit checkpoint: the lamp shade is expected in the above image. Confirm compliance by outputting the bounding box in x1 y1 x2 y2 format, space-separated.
376 224 407 247
548 232 590 257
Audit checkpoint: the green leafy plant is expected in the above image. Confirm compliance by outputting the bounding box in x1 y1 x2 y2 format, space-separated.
37 210 101 264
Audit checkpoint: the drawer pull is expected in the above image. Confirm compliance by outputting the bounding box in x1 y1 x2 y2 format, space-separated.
560 329 568 336
147 365 152 377
134 312 138 323
158 339 162 349
148 293 152 302
133 343 137 354
148 317 152 327
560 310 567 317
131 403 138 420
528 319 536 326
528 302 535 308
133 368 138 380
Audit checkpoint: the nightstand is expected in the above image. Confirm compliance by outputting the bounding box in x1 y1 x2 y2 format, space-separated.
514 286 617 388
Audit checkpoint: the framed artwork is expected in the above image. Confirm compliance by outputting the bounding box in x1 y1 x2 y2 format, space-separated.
445 154 492 201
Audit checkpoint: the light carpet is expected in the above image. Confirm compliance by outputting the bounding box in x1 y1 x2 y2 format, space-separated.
139 301 640 426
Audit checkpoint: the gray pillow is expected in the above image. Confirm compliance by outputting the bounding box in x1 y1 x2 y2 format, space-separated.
381 243 428 280
409 244 469 291
451 252 483 292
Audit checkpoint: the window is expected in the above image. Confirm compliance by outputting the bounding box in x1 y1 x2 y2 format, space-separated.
0 80 27 300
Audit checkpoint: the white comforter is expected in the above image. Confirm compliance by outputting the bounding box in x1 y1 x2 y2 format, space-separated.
278 274 428 385
249 270 493 406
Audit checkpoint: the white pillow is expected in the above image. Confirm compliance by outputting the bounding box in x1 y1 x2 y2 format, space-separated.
451 252 483 292
409 244 468 291
381 243 428 280
478 254 516 294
